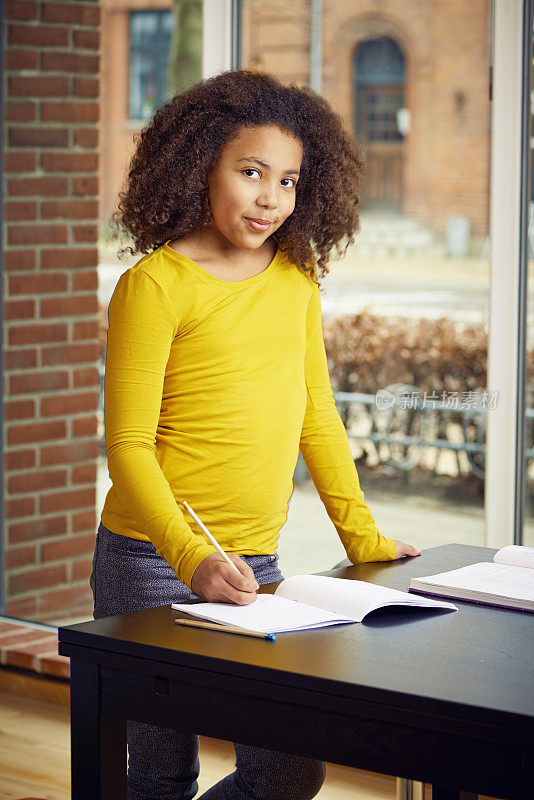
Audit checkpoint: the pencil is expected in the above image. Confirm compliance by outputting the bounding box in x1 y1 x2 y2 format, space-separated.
180 500 242 578
175 618 276 641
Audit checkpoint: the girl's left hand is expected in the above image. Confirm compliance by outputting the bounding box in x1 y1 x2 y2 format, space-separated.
393 540 421 559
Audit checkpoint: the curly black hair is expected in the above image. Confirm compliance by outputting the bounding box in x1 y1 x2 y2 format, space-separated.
114 69 366 281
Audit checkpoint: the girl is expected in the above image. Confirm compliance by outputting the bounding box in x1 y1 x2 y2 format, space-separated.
91 69 420 800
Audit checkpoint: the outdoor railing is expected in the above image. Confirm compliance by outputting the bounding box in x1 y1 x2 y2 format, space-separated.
333 386 490 478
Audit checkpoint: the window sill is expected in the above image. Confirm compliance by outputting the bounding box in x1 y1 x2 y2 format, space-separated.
0 617 69 680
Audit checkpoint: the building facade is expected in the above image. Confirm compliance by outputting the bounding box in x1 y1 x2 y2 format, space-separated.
100 0 491 239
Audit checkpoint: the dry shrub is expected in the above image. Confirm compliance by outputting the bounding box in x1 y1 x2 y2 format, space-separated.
323 310 488 396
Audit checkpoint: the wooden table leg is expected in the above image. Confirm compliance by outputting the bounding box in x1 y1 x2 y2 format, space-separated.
70 659 127 799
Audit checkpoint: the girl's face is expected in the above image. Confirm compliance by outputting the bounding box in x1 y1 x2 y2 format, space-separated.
206 124 303 253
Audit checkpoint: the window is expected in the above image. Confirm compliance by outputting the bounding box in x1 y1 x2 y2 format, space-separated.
129 10 174 120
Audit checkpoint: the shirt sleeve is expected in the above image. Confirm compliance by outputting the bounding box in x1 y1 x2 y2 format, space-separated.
104 267 216 587
299 281 397 564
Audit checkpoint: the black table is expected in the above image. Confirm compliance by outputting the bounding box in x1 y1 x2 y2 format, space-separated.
58 544 534 800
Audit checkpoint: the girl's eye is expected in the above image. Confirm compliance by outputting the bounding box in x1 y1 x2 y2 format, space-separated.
281 177 296 188
243 168 260 178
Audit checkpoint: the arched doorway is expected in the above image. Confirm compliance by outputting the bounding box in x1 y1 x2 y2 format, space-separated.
353 36 406 209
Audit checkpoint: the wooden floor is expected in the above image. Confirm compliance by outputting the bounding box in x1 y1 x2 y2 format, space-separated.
0 687 399 800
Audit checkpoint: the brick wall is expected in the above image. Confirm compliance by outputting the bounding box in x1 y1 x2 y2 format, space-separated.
3 0 100 621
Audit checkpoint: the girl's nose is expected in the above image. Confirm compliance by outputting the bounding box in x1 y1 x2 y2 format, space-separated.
257 182 278 209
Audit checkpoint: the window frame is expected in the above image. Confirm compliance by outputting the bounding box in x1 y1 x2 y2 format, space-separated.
485 0 531 547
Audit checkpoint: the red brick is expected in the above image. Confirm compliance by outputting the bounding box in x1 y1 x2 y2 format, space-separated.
72 77 98 97
42 533 96 562
4 596 37 617
0 629 54 648
9 272 68 295
73 367 100 387
5 636 60 671
9 564 67 595
41 294 98 318
41 247 98 268
41 101 99 123
72 271 98 291
8 420 66 446
5 1 38 20
9 516 67 544
73 320 99 340
73 129 98 149
4 449 36 471
9 75 70 97
8 23 68 46
5 49 39 69
38 652 70 678
9 322 67 346
72 176 98 196
0 623 23 634
4 545 37 570
73 224 98 243
41 391 99 416
41 440 98 466
9 469 67 494
41 52 99 74
4 201 37 221
3 345 38 369
72 462 98 484
40 487 95 514
72 556 94 581
41 199 99 219
3 249 36 270
4 100 37 121
72 415 98 438
73 28 99 49
3 298 35 320
8 176 68 197
9 126 69 148
39 585 93 615
3 399 35 420
3 348 38 369
6 496 35 518
42 3 100 26
9 370 68 395
41 152 98 172
4 152 36 172
73 509 97 532
41 342 99 365
8 223 68 246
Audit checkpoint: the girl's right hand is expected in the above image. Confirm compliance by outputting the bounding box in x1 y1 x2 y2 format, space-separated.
191 552 259 604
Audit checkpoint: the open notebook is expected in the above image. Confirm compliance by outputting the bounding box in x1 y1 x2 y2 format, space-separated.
409 545 534 612
172 574 457 634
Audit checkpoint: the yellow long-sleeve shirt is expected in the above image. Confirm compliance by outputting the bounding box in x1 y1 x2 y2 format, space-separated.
101 242 396 588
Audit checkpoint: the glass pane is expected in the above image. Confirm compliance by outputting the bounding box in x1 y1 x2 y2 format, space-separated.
238 2 493 576
129 11 174 119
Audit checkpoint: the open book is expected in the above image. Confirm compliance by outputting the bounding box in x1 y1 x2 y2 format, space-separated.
409 545 534 612
172 574 457 634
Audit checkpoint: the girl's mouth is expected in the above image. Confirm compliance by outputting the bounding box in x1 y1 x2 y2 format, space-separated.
245 218 272 232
